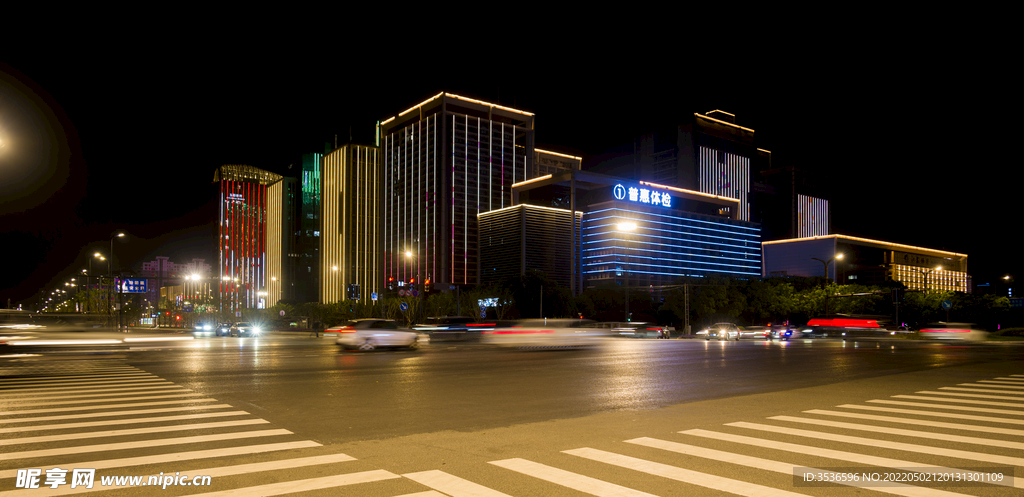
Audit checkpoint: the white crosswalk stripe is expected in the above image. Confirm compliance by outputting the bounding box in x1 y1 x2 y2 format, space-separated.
5 364 1023 496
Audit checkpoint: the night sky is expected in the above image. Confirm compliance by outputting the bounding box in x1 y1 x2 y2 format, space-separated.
1 51 1015 308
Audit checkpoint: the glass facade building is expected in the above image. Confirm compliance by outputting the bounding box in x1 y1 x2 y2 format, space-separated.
214 165 282 312
583 195 762 287
379 93 535 289
321 144 379 304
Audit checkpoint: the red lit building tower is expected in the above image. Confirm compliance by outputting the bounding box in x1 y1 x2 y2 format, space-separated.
214 165 283 313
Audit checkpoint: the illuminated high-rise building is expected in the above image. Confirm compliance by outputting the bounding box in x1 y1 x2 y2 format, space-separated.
267 176 297 307
320 144 379 304
214 165 282 312
378 92 535 290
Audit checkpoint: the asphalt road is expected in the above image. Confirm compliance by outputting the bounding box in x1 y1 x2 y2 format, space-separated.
2 335 1022 496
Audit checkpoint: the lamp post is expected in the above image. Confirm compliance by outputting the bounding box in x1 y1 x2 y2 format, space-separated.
811 253 843 318
618 222 637 322
107 233 125 328
907 266 941 293
405 251 424 325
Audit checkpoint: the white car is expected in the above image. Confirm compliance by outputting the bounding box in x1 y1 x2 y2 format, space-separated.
697 323 741 340
328 319 419 351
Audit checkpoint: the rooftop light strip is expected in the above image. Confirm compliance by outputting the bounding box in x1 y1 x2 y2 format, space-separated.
580 243 760 261
694 112 755 133
762 234 968 257
580 252 761 269
582 267 761 277
535 148 583 161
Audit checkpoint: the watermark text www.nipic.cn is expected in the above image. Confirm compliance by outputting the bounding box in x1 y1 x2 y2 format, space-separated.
16 469 212 490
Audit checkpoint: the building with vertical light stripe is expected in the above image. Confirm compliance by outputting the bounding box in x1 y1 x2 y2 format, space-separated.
320 144 379 304
378 93 535 291
214 165 282 312
266 176 297 307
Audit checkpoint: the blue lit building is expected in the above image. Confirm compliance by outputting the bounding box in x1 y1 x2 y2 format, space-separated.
489 170 762 295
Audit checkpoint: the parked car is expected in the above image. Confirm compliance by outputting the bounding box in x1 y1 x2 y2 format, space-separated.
229 322 263 337
329 319 419 351
697 323 741 340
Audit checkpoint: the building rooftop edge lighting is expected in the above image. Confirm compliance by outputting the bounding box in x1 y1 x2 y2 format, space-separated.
511 174 553 188
639 181 740 203
213 164 283 185
695 113 755 133
478 203 578 217
707 109 735 117
762 235 968 258
536 148 583 161
382 92 535 125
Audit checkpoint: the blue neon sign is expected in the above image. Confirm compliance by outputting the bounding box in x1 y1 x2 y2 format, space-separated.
614 184 672 208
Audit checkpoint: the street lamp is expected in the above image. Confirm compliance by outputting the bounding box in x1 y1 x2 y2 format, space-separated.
811 253 844 283
405 250 423 325
617 221 637 322
906 266 942 293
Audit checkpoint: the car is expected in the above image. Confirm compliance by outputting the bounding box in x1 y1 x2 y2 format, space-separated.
482 319 613 348
229 322 264 337
697 323 741 340
328 319 419 351
192 322 220 337
918 322 987 341
413 316 481 341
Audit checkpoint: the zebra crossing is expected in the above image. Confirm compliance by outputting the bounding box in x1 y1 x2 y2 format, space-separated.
2 362 1022 495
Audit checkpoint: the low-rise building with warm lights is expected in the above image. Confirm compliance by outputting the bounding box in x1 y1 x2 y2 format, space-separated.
762 235 969 292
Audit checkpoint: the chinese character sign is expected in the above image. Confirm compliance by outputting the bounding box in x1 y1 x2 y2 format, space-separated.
614 184 671 208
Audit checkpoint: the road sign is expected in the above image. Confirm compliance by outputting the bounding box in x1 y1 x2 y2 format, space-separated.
941 300 952 310
399 302 409 312
371 292 378 301
118 278 147 293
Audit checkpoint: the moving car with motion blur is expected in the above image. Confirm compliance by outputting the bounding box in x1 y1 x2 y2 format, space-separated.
328 319 419 351
918 322 987 341
696 322 741 341
482 319 613 348
229 322 263 337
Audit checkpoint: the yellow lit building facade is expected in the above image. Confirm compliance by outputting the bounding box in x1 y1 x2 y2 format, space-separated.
763 235 969 293
320 144 380 304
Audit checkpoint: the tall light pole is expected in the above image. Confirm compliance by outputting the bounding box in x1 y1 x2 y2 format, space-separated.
108 232 125 329
618 222 637 322
406 250 423 325
811 253 843 318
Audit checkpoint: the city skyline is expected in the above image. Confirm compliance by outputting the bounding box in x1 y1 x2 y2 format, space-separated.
1 56 1014 307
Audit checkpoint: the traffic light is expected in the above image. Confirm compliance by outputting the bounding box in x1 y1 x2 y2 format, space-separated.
424 278 432 293
347 284 360 301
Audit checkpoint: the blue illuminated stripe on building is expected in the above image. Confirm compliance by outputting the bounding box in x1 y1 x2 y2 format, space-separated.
582 204 761 284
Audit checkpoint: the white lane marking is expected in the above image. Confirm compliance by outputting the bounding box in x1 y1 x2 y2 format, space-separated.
914 390 1024 401
975 381 1024 387
1 387 190 402
681 429 1017 489
890 395 1024 408
0 383 177 396
804 409 1024 435
0 410 249 432
567 446 815 497
404 470 514 497
0 404 235 424
940 387 1024 395
0 371 143 383
186 470 399 497
868 399 1024 415
0 377 163 390
488 459 654 497
0 428 293 462
992 377 1024 382
0 440 322 479
728 421 1024 466
837 403 1024 424
0 397 218 416
1 392 205 408
623 439 974 497
770 415 1024 450
0 418 269 446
